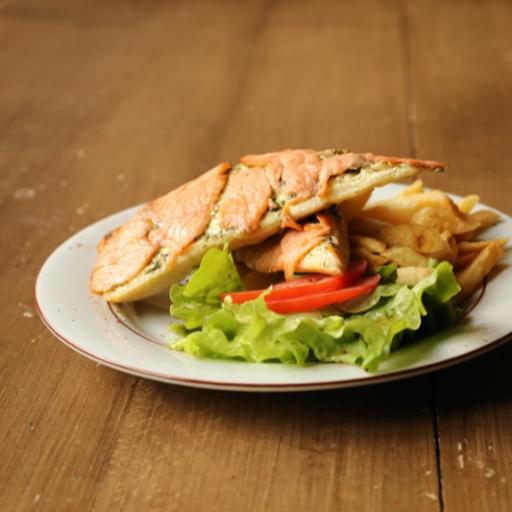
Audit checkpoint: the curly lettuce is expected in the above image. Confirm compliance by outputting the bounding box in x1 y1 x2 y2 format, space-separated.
169 248 461 371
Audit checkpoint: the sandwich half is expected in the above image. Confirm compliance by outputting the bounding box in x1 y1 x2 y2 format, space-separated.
90 149 444 302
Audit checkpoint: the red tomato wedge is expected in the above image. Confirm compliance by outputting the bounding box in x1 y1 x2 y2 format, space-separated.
221 260 367 304
266 274 381 314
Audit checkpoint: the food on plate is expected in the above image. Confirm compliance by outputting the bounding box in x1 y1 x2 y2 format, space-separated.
221 260 369 312
169 247 459 368
90 162 230 298
90 148 507 371
455 239 506 299
90 149 443 302
359 189 480 235
235 211 349 279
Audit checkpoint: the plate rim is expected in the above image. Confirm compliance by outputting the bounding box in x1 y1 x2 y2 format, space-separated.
36 297 512 391
35 185 512 392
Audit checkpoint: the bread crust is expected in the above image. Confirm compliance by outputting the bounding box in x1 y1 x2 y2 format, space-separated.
104 162 423 302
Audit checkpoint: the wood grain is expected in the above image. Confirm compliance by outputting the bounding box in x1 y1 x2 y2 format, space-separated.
0 0 510 510
407 0 512 510
406 0 512 212
91 379 438 512
89 1 438 510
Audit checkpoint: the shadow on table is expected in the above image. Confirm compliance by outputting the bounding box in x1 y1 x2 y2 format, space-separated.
433 338 512 411
144 338 512 437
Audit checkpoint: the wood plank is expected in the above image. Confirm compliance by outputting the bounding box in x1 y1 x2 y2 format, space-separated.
0 0 276 509
90 1 440 511
92 378 438 512
407 0 512 510
216 0 412 158
433 347 512 511
406 0 512 211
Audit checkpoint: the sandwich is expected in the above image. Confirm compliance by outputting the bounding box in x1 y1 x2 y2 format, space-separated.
90 148 505 370
91 149 443 302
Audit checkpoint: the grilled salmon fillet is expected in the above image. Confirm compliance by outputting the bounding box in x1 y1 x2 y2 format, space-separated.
236 211 349 279
91 149 444 302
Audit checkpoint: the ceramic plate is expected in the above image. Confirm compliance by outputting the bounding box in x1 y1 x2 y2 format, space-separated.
36 184 512 391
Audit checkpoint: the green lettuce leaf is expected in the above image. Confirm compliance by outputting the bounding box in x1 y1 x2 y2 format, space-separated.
413 261 461 314
377 263 398 283
411 261 461 334
169 249 461 371
169 247 243 330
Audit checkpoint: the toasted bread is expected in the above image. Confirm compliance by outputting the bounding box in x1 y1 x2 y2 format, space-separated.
103 160 430 302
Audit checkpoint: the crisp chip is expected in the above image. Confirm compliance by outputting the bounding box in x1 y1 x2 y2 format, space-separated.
350 235 387 254
399 180 424 196
456 240 506 298
337 189 373 221
458 195 480 214
351 247 389 272
381 246 428 267
396 266 434 286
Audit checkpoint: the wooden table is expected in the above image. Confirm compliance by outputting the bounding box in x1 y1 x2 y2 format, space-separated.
1 0 511 510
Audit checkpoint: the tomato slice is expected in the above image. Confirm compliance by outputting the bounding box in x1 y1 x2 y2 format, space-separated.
221 260 367 304
265 274 380 314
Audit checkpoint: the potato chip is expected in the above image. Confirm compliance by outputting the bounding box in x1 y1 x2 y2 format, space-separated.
351 247 389 271
349 217 388 237
458 195 480 214
381 246 428 267
396 266 434 286
458 240 499 253
380 224 454 261
410 205 479 235
399 180 424 196
471 209 501 227
337 189 373 221
470 210 501 232
360 190 450 223
361 191 479 235
375 224 417 249
456 210 501 241
456 240 506 298
351 184 504 291
454 251 479 270
455 238 508 269
350 235 387 254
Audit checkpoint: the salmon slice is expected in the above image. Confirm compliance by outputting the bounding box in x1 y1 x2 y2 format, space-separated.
241 149 319 230
317 152 368 196
240 149 443 229
218 165 272 232
241 149 365 229
236 212 349 279
89 206 158 294
90 163 230 294
243 149 363 200
95 150 443 302
241 150 445 202
368 155 447 171
147 162 230 251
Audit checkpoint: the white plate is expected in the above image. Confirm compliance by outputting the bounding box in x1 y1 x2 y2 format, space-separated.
36 184 512 391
